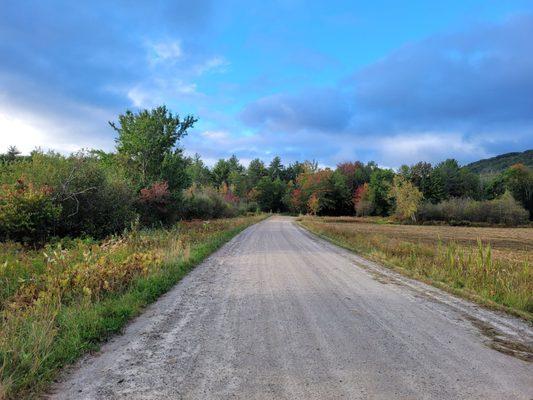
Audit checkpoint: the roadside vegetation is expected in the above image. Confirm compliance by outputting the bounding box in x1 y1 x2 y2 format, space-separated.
0 104 531 396
299 216 532 320
0 215 265 399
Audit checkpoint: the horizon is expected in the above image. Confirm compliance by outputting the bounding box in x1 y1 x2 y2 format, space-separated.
1 1 533 168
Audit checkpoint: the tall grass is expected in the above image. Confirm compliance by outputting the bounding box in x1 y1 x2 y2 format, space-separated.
0 215 265 399
300 219 532 319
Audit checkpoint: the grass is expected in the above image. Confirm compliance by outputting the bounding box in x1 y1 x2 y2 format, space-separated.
298 216 532 321
0 214 266 400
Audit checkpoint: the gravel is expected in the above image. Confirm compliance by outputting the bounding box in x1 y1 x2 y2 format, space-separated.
48 216 533 399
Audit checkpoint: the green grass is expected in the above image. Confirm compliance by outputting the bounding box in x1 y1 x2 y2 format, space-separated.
0 215 266 399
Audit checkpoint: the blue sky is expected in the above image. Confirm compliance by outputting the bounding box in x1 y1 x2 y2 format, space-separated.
1 1 532 167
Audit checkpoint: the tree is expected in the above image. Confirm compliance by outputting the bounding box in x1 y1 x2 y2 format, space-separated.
353 183 373 216
247 158 267 187
6 146 21 162
433 159 462 199
186 153 212 186
504 163 533 219
307 194 320 216
212 159 231 187
389 175 423 221
268 156 284 180
336 161 368 195
255 176 286 212
110 105 196 190
408 161 433 199
327 170 352 215
368 169 394 216
212 155 244 187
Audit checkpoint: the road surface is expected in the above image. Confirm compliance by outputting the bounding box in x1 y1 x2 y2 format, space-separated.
50 216 533 399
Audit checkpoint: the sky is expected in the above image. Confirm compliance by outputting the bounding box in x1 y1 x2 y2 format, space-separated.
1 1 532 168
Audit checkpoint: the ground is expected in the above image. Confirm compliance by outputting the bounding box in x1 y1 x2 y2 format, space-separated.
49 217 533 399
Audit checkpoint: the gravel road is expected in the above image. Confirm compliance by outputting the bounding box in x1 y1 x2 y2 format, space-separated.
49 216 533 399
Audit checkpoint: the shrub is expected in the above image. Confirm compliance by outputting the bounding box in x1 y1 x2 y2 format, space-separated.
138 181 175 226
180 185 239 220
0 151 137 239
417 192 528 226
0 180 61 243
54 156 136 237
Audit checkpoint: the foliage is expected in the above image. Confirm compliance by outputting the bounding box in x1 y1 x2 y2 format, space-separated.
254 176 286 212
503 163 533 219
110 105 196 191
465 149 533 174
0 151 137 239
138 181 174 226
0 215 265 399
186 153 212 186
369 168 394 216
417 193 529 226
389 175 423 222
0 181 61 244
353 183 373 216
180 185 239 219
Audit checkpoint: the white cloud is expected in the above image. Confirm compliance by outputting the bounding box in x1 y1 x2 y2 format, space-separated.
194 56 229 75
149 40 182 63
201 130 229 140
0 112 47 154
127 79 200 108
375 132 488 167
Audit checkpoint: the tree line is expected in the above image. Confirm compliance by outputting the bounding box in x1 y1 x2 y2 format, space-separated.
1 106 531 244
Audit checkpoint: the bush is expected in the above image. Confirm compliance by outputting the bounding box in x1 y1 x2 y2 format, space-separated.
138 181 176 226
0 151 137 239
0 180 61 243
54 156 136 237
180 185 239 220
417 192 528 226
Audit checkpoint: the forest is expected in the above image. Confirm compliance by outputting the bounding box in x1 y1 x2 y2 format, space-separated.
1 106 532 245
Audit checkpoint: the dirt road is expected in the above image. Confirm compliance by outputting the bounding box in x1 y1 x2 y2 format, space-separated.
50 216 533 399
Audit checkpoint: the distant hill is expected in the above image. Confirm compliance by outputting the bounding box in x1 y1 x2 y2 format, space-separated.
465 150 533 174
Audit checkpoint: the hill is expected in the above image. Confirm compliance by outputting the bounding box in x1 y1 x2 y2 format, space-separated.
465 149 533 174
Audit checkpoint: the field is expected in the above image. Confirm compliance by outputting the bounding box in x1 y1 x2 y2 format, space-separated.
0 214 265 400
299 216 532 320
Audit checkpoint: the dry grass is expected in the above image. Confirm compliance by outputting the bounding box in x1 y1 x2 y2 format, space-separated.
299 216 532 320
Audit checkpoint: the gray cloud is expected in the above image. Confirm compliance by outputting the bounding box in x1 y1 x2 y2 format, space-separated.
238 14 533 165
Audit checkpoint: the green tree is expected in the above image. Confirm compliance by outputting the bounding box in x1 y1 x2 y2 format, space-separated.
212 159 231 187
268 156 284 180
326 170 352 215
504 164 533 219
186 153 212 186
247 158 268 187
369 168 394 216
212 155 244 187
433 159 462 199
110 105 196 190
255 176 286 212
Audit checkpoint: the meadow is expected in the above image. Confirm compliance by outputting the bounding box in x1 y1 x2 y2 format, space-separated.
0 214 265 400
299 216 532 320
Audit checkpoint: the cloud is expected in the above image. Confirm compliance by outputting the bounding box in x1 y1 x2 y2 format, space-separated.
238 14 533 166
374 133 488 167
241 88 352 133
149 40 183 63
194 57 230 75
352 14 533 133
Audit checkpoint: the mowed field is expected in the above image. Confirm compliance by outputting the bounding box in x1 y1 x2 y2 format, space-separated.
298 217 533 319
